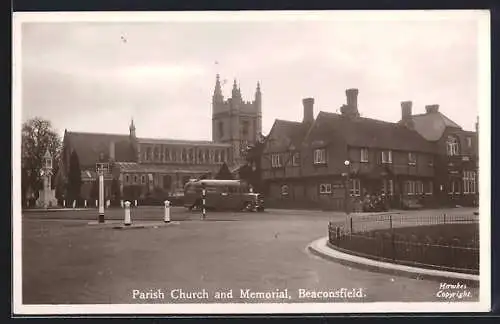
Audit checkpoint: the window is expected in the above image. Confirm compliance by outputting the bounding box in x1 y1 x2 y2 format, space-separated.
319 183 332 194
271 153 283 168
165 148 170 161
381 150 392 163
221 150 226 162
125 174 129 184
425 181 433 195
134 175 138 184
360 148 369 162
215 150 220 163
154 147 160 161
382 179 394 195
146 147 152 161
281 185 289 196
405 181 416 195
463 171 477 194
408 152 417 165
416 181 424 195
448 180 460 194
313 148 327 164
141 175 146 184
446 135 460 156
350 179 361 196
292 152 300 166
467 137 472 148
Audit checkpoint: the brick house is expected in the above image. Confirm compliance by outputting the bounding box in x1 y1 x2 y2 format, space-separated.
261 89 457 211
401 103 479 207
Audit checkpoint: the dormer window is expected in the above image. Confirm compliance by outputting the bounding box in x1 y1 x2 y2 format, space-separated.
381 150 392 164
408 152 417 165
360 148 369 162
446 135 460 156
313 148 327 164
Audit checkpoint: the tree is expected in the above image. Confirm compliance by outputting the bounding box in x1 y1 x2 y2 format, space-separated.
215 162 233 180
67 150 82 202
21 117 62 204
90 180 99 202
111 178 121 203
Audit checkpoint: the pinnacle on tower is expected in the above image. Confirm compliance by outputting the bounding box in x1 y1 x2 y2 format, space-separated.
232 78 240 99
213 74 223 102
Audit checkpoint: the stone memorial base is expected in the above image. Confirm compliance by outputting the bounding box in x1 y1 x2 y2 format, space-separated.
36 189 58 208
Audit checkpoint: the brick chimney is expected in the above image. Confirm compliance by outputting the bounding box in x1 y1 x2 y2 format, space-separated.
302 97 314 124
341 88 360 118
401 101 413 128
425 104 439 114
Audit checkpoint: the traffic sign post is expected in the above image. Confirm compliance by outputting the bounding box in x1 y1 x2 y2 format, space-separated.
96 163 109 224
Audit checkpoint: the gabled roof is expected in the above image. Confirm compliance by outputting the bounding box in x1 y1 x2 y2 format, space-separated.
409 111 462 141
64 131 135 167
263 119 310 153
305 112 436 153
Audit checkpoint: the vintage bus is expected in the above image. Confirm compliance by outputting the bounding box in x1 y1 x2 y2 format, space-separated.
183 179 264 212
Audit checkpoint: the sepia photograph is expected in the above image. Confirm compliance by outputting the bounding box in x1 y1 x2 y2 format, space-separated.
12 10 491 314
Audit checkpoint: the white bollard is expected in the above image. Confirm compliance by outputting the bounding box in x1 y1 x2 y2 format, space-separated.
135 200 138 207
124 201 131 226
72 200 76 209
84 200 87 208
120 200 124 208
164 200 171 223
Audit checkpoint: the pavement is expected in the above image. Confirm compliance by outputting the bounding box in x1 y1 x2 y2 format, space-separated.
20 207 480 304
308 237 479 287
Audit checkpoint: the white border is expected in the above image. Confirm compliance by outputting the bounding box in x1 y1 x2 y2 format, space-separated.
12 10 491 315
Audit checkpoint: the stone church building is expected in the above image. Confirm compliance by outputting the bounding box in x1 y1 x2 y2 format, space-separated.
56 74 262 202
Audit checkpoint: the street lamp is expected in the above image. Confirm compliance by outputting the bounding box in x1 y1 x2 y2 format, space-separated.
344 160 351 215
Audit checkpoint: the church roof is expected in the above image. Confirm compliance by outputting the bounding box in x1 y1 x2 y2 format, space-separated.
64 131 134 168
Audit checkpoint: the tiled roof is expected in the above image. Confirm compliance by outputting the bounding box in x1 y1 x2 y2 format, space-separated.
410 112 462 141
114 162 221 174
263 119 309 153
138 137 231 147
306 112 436 153
64 131 135 168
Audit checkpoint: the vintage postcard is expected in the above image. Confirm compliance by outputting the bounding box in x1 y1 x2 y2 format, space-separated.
12 10 491 315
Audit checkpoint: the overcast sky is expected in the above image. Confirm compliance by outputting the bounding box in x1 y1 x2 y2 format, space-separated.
19 11 485 140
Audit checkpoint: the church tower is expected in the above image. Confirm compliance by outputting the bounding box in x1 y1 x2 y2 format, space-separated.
211 74 262 166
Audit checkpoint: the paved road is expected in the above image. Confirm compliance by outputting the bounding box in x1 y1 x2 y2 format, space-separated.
21 208 479 305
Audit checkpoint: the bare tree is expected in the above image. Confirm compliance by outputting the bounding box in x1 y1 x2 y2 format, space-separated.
21 117 62 205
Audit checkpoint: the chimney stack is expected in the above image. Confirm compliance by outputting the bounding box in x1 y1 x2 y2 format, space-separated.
425 104 439 114
401 101 413 129
302 97 314 124
341 88 360 118
401 101 412 119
